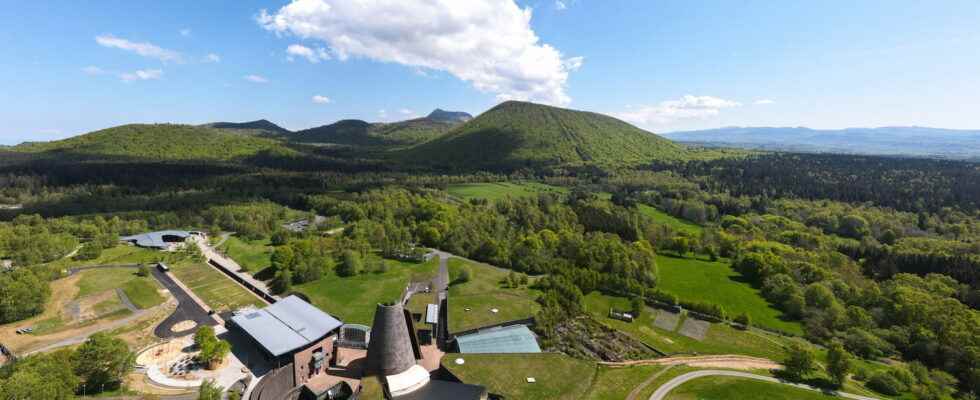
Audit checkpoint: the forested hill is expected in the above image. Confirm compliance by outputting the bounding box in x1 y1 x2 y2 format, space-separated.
665 126 980 159
203 119 291 136
10 123 290 161
402 100 688 169
291 110 468 147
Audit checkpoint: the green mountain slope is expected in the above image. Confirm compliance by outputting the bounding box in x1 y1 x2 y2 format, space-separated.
292 111 467 147
11 124 289 161
403 101 687 168
203 119 291 136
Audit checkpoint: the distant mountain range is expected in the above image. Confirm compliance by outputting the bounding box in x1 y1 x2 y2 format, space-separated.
291 109 473 147
665 126 980 159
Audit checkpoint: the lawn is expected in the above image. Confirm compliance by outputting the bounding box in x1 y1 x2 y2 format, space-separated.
218 236 273 272
294 257 440 325
656 254 803 335
582 364 666 400
74 267 165 310
168 262 265 312
446 258 540 333
638 204 704 235
583 292 795 360
443 353 596 400
665 376 836 400
45 245 163 272
447 182 567 202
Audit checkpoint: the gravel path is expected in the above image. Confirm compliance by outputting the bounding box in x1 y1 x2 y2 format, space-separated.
648 370 880 400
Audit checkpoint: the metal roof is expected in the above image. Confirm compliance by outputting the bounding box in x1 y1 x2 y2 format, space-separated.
425 304 439 324
119 230 192 248
393 380 487 400
231 295 343 357
456 325 541 354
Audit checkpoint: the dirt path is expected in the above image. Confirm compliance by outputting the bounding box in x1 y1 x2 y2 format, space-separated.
625 365 675 400
600 355 781 371
648 370 880 400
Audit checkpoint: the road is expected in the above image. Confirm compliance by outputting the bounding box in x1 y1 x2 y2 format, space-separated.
648 370 880 400
24 304 162 356
150 267 218 338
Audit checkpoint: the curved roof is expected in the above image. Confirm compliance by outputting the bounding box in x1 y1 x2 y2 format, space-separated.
119 230 192 248
456 325 541 354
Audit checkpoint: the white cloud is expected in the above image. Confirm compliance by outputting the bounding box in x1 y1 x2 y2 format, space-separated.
82 66 106 75
95 34 182 62
244 74 269 83
614 95 742 126
754 99 775 105
555 1 567 10
257 0 582 106
120 69 163 82
286 44 330 63
312 95 332 104
203 53 221 63
179 28 192 37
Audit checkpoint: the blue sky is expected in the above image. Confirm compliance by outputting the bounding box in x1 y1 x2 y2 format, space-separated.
2 0 979 145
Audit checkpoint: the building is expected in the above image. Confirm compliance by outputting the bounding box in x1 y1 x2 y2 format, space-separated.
455 325 542 354
119 230 196 250
365 303 487 400
229 295 343 386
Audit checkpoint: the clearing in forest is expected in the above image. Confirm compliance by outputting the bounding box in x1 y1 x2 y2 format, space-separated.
447 181 567 202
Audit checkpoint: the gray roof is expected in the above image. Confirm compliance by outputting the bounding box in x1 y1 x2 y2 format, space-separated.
394 380 487 400
456 325 541 354
425 304 439 324
119 230 192 248
231 295 343 357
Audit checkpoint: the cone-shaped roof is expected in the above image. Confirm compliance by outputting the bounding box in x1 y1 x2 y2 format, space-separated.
366 303 416 376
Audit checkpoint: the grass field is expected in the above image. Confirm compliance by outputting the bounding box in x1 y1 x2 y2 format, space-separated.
443 353 596 400
218 236 273 272
583 364 667 400
169 262 265 312
583 292 795 360
638 204 704 235
447 181 567 202
45 245 163 272
656 255 803 335
74 267 165 310
665 376 837 400
446 258 540 333
295 257 439 325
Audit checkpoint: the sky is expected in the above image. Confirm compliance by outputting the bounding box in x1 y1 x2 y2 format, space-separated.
1 0 979 145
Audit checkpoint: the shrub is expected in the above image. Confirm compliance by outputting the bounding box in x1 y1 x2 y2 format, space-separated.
734 312 751 329
867 372 907 396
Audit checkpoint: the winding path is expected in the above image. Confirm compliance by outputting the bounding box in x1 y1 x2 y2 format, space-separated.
648 370 880 400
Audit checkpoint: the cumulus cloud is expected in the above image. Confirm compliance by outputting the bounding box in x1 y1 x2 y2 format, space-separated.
555 1 568 10
244 74 269 83
312 95 332 104
614 95 742 126
120 69 163 82
95 34 182 62
286 44 330 63
204 53 221 63
754 98 775 105
257 0 582 105
82 66 106 75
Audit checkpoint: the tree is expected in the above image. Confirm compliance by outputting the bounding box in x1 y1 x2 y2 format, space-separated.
137 264 150 277
0 268 50 323
826 341 853 387
458 267 471 284
194 326 230 369
270 229 289 246
0 350 78 400
734 312 751 329
337 250 363 277
630 296 644 318
198 379 224 400
271 268 292 294
73 332 134 390
782 343 815 381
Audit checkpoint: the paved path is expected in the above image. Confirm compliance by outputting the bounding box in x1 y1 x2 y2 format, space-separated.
151 268 220 338
24 304 163 355
116 288 139 313
648 370 880 400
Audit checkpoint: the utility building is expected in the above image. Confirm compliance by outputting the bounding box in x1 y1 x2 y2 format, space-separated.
230 295 343 386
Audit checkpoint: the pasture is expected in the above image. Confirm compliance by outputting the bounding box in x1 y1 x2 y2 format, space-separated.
638 204 704 235
295 257 439 325
447 181 567 202
656 254 803 335
446 258 540 333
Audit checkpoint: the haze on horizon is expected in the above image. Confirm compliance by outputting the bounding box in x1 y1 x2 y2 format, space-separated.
2 0 979 145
